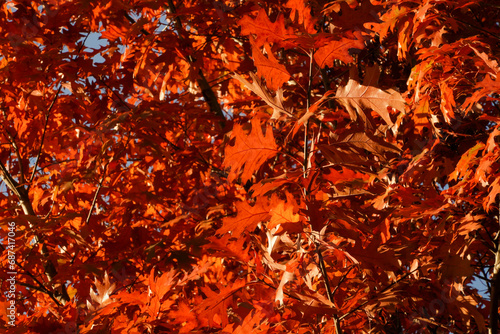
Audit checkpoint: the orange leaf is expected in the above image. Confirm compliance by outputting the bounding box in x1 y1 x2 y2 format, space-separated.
217 197 271 236
196 280 247 327
457 213 485 236
253 43 290 91
239 8 295 48
285 0 317 33
224 116 279 183
485 178 500 212
314 32 365 67
268 195 300 230
149 268 176 300
233 309 268 334
439 82 456 124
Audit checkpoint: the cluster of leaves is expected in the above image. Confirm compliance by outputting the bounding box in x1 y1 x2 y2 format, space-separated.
0 0 500 332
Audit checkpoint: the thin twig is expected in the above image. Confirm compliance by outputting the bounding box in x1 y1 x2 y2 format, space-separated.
451 15 500 42
338 268 418 321
316 245 334 303
85 159 111 225
316 242 342 334
256 277 302 302
2 129 25 185
123 12 151 36
320 67 336 110
303 51 314 184
331 266 354 298
0 160 21 199
29 85 62 184
472 273 492 284
0 243 62 307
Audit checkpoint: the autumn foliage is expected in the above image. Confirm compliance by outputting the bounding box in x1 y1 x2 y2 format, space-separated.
1 0 500 332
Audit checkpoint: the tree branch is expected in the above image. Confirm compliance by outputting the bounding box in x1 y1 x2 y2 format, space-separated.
165 0 225 122
123 3 225 122
0 158 69 304
316 242 342 334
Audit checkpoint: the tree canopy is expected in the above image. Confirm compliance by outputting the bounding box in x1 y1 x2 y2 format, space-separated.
1 0 500 332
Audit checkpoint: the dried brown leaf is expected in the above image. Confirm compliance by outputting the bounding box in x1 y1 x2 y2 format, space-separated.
233 73 293 119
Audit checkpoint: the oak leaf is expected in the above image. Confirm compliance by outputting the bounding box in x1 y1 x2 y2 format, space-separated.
336 65 405 129
253 43 290 91
217 197 271 236
233 73 293 119
224 115 279 183
87 272 116 312
196 280 247 327
268 199 300 230
238 8 295 48
205 233 253 262
314 32 365 67
149 268 176 300
285 0 317 33
330 131 400 157
233 309 269 334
